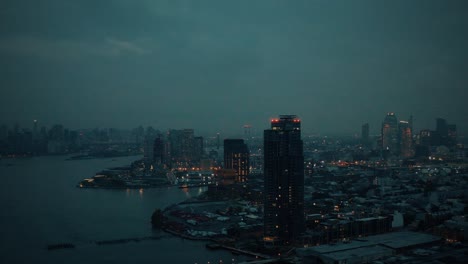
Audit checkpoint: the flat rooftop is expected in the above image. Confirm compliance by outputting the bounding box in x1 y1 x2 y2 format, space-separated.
323 245 393 261
298 231 442 256
299 240 374 254
363 231 441 249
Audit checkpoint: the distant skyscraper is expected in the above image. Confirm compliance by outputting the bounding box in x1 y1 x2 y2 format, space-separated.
361 123 369 145
435 118 458 147
224 139 249 182
243 125 251 141
33 120 38 138
144 129 160 162
436 118 448 137
168 129 195 166
409 115 413 130
381 113 399 155
447 124 457 146
181 129 195 161
132 126 145 144
153 136 165 165
263 115 304 245
436 118 449 145
398 121 414 158
144 137 155 162
418 129 433 147
194 136 204 161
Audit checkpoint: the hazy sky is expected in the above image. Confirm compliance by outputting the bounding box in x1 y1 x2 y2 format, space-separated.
1 0 467 136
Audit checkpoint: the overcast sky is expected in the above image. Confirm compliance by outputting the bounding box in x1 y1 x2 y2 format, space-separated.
1 0 467 136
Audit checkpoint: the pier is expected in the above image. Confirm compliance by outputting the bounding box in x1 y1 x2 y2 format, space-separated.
218 245 270 260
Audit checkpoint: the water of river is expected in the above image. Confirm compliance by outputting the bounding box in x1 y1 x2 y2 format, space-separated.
0 155 251 264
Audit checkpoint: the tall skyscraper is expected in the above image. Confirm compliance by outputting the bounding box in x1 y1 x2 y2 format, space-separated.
263 115 304 245
381 113 399 155
361 123 369 146
224 139 249 182
398 121 414 158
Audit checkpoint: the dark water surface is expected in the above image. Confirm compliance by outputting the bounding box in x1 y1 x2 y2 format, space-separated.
0 155 249 264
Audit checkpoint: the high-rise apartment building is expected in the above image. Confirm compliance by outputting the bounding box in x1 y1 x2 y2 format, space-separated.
263 115 304 245
381 113 399 154
398 121 414 158
224 139 249 182
167 129 195 166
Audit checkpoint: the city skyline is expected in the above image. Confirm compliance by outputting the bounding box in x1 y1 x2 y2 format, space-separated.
1 1 467 134
0 112 463 139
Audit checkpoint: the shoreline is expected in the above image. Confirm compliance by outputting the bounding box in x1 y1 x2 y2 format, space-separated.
76 184 175 190
162 227 213 241
161 227 271 260
158 198 271 260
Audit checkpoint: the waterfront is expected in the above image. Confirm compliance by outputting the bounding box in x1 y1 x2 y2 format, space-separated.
0 155 251 264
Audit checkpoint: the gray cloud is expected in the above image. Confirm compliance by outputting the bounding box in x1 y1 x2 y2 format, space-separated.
105 38 152 56
0 36 153 60
0 0 467 136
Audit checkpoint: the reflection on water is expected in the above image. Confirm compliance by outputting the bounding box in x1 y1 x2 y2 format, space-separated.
198 187 204 195
183 186 192 198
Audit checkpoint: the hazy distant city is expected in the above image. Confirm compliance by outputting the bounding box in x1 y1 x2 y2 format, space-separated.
1 0 468 264
0 113 465 159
